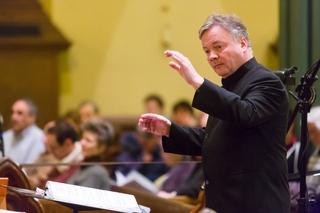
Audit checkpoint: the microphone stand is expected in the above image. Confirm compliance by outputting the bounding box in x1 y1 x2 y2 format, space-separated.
286 58 320 213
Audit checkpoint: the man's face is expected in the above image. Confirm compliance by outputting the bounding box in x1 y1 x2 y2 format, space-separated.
10 100 35 134
46 133 66 160
79 104 98 124
144 100 163 115
172 109 195 126
201 25 248 79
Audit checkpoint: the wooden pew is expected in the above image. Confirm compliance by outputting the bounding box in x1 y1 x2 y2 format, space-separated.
0 157 44 213
111 184 194 213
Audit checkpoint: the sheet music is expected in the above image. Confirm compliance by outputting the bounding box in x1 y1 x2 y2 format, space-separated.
0 210 25 213
45 181 142 213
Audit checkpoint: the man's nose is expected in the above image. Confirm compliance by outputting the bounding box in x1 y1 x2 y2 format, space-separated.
11 113 18 121
208 51 218 61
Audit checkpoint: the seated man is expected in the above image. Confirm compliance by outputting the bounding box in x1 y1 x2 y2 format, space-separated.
78 100 101 124
157 154 204 200
3 98 45 164
32 118 83 189
114 127 169 182
157 100 204 200
112 94 168 182
25 120 57 189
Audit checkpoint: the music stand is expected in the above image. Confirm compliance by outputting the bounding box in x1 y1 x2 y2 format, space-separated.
0 184 149 213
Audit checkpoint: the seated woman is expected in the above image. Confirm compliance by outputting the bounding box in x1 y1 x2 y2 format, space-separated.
66 118 114 190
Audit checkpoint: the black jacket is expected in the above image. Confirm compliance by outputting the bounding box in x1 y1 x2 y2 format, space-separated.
162 58 290 213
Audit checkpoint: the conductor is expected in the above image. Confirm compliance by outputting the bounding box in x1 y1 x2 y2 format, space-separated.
138 13 290 213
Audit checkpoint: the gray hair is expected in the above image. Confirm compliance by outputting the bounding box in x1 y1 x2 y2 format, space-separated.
18 98 38 117
198 13 251 48
81 119 114 147
78 99 100 114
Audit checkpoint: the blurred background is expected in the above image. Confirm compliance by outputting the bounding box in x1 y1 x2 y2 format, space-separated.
0 0 319 131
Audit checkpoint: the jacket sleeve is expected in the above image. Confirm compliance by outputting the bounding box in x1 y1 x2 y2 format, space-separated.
162 122 205 156
192 76 288 128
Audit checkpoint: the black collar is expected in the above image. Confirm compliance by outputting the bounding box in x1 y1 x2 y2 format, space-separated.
221 57 257 89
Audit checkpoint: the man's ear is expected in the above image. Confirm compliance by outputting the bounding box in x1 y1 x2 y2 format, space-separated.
240 37 248 49
28 114 37 125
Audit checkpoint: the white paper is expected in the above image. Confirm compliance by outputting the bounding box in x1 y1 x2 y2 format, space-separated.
45 181 142 213
116 170 158 194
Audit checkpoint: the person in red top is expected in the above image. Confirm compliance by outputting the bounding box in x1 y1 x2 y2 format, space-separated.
35 118 83 189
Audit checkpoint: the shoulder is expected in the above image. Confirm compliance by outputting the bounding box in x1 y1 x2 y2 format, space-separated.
30 125 44 135
3 129 14 137
85 165 109 176
245 65 286 90
23 125 44 139
249 63 279 80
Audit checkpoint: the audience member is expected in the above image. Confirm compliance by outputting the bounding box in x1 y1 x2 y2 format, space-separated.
288 106 320 212
77 100 113 135
157 99 204 199
78 100 100 124
24 121 57 189
114 126 169 182
66 119 114 190
3 98 45 164
286 109 316 175
62 108 82 137
112 94 168 182
170 99 198 127
305 106 320 190
33 118 83 189
157 154 203 200
25 120 57 189
78 99 121 178
143 94 165 115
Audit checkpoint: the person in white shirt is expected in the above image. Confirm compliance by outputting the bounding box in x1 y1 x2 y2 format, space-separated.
3 98 45 164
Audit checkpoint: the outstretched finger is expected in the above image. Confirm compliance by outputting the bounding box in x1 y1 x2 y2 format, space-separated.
168 61 181 71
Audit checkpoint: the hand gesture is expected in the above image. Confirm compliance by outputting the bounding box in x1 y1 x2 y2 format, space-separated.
164 50 204 90
138 113 171 137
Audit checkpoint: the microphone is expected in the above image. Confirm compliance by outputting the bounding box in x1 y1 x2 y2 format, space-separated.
273 66 298 85
0 115 4 157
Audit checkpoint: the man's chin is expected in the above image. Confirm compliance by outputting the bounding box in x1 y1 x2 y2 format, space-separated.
213 68 226 77
12 127 22 134
217 73 228 79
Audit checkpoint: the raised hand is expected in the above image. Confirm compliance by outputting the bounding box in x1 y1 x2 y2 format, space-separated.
138 113 171 137
164 50 204 90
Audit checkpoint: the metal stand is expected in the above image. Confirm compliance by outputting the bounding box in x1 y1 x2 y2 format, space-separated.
287 58 320 213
